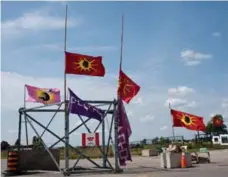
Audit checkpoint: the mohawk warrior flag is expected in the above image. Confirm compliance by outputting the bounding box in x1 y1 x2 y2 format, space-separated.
68 88 105 121
212 115 224 127
118 69 140 104
25 84 61 104
65 51 105 77
117 99 132 166
171 109 206 131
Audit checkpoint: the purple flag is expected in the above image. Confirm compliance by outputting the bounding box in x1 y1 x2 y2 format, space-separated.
68 88 105 121
117 99 132 166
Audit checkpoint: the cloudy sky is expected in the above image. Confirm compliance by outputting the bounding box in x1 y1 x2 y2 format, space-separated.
1 1 228 146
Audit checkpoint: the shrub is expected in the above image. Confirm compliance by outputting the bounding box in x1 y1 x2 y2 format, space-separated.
1 141 10 150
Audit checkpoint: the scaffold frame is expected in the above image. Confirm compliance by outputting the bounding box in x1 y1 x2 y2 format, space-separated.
17 99 120 176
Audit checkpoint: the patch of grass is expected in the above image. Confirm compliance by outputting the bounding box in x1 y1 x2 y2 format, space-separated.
1 144 227 160
58 146 114 160
1 151 7 159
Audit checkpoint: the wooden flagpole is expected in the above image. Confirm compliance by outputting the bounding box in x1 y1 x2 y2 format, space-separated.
169 103 175 141
63 4 69 170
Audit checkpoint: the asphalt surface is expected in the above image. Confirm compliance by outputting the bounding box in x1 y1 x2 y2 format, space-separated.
1 150 228 177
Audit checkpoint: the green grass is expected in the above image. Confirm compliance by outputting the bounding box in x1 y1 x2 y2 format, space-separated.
1 151 7 159
1 144 228 160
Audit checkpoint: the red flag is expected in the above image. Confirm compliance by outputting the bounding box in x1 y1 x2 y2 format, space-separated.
65 51 105 76
118 69 140 104
171 109 206 131
212 116 224 127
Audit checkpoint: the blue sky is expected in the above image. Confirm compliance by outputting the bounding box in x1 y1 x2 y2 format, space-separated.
1 1 228 146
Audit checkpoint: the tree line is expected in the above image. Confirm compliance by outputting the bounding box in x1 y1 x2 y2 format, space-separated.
2 114 227 150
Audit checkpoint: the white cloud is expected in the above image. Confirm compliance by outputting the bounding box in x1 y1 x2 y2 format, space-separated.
140 115 155 123
1 71 226 145
209 113 216 118
132 97 143 105
1 71 152 145
212 32 221 37
180 49 212 66
126 111 134 117
223 112 228 119
221 99 228 119
160 125 167 131
8 130 18 134
1 8 81 38
168 86 195 96
97 128 108 133
186 101 198 108
222 99 228 109
164 98 197 108
166 86 197 111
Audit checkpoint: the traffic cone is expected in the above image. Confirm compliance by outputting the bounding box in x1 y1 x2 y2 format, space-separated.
181 152 187 168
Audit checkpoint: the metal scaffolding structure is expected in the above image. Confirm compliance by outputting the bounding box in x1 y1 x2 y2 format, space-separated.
17 99 120 176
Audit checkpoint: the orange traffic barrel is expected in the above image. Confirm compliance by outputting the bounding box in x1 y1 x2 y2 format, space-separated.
181 152 187 168
7 151 20 175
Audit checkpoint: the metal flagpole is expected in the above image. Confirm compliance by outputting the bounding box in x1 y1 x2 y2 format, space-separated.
24 85 29 145
114 13 125 172
169 103 175 141
119 13 124 70
63 4 69 171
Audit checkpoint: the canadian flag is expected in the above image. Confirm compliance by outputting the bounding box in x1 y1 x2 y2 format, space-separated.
82 133 99 147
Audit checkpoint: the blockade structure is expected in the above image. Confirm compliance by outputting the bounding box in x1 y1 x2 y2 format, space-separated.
15 99 121 176
6 5 140 176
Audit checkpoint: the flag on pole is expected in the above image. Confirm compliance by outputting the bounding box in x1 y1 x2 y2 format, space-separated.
212 115 224 127
171 109 206 131
118 69 140 104
25 84 61 104
117 99 132 166
68 88 105 121
65 51 105 76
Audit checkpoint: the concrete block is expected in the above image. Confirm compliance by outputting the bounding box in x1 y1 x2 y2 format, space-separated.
160 152 192 169
19 149 60 171
160 152 167 168
166 152 192 169
142 149 158 157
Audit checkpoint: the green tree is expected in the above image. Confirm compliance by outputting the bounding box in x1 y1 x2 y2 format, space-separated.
204 114 228 136
141 139 147 145
159 136 165 145
1 141 10 150
152 137 159 144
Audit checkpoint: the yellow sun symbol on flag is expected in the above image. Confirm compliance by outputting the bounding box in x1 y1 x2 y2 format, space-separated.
73 58 96 71
214 118 223 126
216 119 220 124
118 77 134 95
36 89 55 104
178 114 197 126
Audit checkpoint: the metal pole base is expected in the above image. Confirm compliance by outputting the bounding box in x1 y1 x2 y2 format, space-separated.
3 170 23 176
62 168 70 176
113 168 123 173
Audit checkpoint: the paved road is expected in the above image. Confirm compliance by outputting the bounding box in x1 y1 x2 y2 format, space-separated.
1 150 228 177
